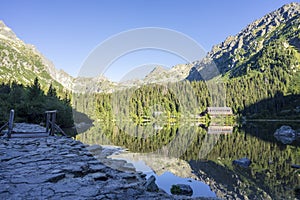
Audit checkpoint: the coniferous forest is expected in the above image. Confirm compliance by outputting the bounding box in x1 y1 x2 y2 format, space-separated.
0 77 73 128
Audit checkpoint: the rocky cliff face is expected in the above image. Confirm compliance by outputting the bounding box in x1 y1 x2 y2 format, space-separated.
0 20 73 90
141 64 192 84
186 2 300 80
0 21 18 41
0 21 118 93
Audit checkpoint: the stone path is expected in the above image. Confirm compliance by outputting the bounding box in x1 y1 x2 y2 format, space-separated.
1 123 49 138
0 137 179 200
12 123 47 133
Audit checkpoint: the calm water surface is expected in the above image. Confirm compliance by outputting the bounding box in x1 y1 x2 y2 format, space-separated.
77 121 300 199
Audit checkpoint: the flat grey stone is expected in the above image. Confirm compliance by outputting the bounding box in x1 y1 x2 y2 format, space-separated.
50 169 62 173
86 144 102 152
91 172 108 181
63 153 78 158
88 164 106 172
62 165 83 175
50 181 81 193
46 173 65 183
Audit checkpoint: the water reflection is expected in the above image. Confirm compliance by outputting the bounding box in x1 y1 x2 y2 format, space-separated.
77 121 300 199
109 152 216 198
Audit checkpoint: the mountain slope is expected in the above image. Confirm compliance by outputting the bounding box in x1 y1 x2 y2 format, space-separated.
0 21 75 92
187 2 300 80
142 64 192 84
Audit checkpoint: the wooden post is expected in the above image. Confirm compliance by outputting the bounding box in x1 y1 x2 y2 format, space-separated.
46 112 50 133
45 110 66 136
50 111 56 136
7 109 14 138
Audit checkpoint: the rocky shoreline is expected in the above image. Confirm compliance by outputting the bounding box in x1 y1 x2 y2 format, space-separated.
0 136 215 199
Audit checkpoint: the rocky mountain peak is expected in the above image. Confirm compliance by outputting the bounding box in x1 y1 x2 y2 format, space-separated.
0 21 18 41
187 2 300 80
146 66 168 77
211 2 299 58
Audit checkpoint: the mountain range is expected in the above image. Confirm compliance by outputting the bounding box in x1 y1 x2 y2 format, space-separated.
0 2 299 93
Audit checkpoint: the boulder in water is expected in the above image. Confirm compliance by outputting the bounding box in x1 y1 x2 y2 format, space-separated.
274 126 297 144
170 184 193 196
144 175 159 192
274 126 296 137
233 157 251 167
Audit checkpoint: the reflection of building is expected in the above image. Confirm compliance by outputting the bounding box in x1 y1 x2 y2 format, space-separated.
208 126 233 134
207 107 233 115
152 111 164 117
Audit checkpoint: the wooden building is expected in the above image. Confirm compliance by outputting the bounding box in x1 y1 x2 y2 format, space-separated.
207 107 233 115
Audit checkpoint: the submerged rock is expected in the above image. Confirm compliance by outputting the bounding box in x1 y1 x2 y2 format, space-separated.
291 164 300 169
171 184 193 196
274 125 298 144
233 157 251 167
274 126 296 137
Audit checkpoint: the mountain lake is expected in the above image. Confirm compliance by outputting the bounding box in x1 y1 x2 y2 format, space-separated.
76 121 300 199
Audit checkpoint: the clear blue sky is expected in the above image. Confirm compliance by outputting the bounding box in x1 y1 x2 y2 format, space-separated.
1 0 296 81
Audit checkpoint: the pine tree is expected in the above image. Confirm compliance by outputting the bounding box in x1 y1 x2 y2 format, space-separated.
47 83 57 97
28 77 42 101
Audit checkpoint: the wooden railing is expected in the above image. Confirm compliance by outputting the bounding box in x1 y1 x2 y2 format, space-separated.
0 109 66 138
0 109 14 138
45 110 66 136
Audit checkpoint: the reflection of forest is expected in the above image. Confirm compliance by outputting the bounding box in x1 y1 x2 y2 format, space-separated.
187 124 300 199
77 122 300 199
78 122 203 156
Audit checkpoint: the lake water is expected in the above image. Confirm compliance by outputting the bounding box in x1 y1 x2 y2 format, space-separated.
77 121 300 199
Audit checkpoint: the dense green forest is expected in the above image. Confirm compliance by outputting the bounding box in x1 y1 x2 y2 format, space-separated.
73 80 214 123
73 37 299 122
91 81 211 122
226 39 300 118
0 78 74 128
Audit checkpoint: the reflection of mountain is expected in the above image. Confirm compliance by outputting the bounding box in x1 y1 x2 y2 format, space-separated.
111 152 198 180
189 160 269 199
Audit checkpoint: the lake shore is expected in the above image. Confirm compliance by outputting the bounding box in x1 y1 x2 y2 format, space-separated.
0 136 217 199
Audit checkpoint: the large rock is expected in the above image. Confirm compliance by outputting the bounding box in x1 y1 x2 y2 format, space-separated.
233 157 251 168
274 126 297 144
171 184 193 196
144 175 159 192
